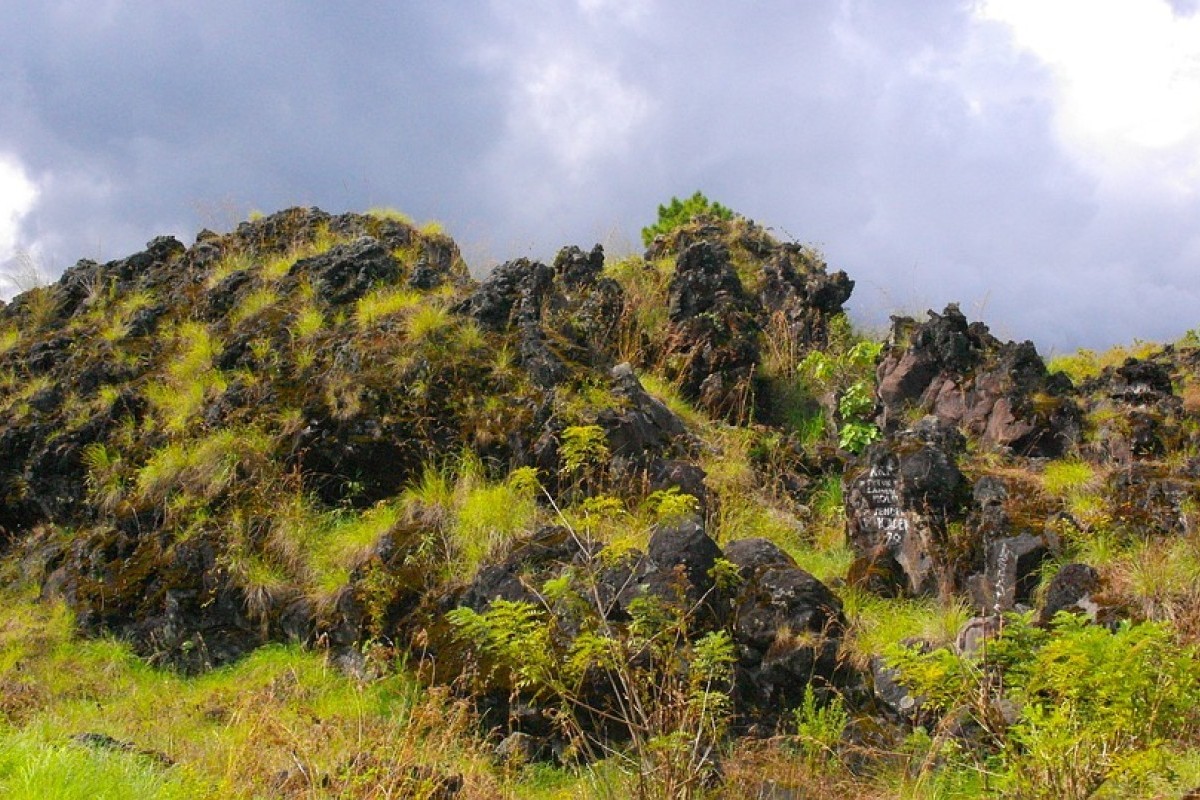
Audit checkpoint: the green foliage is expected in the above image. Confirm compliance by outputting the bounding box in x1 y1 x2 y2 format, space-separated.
559 424 610 477
1047 340 1160 384
641 191 734 247
792 325 882 452
449 544 736 796
887 612 1200 799
406 303 453 341
0 590 498 800
82 442 126 513
0 326 19 355
134 426 273 507
1040 458 1098 497
792 684 849 771
0 729 200 800
645 487 699 522
229 286 279 326
354 286 422 328
400 456 541 578
447 600 556 694
835 380 880 453
366 206 415 225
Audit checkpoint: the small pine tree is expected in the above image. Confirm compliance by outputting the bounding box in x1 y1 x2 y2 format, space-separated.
641 191 734 246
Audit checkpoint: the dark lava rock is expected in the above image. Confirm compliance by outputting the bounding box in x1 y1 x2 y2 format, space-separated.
44 529 272 673
290 236 402 306
724 537 849 718
962 475 1059 615
600 363 687 461
1038 563 1100 625
845 420 970 597
663 241 761 420
967 531 1058 616
1107 464 1196 537
459 526 587 612
457 246 625 390
876 305 1081 457
1109 358 1175 404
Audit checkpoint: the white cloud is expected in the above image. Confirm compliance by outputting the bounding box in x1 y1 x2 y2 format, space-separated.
511 49 650 177
980 0 1200 191
0 153 38 263
576 0 650 26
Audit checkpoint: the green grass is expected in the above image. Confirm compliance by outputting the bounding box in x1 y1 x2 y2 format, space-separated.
134 427 273 507
1041 459 1099 497
839 588 972 667
306 500 404 592
407 303 453 341
206 250 253 288
0 727 202 800
290 305 325 340
1046 341 1161 384
229 287 279 326
366 207 415 225
354 286 421 329
0 326 19 355
0 592 501 799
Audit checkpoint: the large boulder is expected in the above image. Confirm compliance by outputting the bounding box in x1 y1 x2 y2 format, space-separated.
845 418 970 597
723 538 848 719
42 528 277 673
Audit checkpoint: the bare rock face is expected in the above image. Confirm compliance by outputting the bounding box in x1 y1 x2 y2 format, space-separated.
756 251 854 352
457 245 625 391
967 531 1058 616
959 476 1058 616
648 218 854 423
42 528 280 673
876 305 1081 457
845 418 970 597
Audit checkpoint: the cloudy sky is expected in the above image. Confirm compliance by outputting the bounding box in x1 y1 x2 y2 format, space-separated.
2 0 1199 354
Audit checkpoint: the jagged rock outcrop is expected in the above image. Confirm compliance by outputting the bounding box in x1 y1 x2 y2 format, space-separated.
4 200 1199 778
1037 562 1101 625
456 244 623 390
648 218 854 421
451 520 850 735
1082 357 1186 464
961 476 1060 615
876 305 1081 457
663 241 762 419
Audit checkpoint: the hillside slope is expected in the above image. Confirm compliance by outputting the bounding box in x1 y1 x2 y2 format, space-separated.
1 206 1198 798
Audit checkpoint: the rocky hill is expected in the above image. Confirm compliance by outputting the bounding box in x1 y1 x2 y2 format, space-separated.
0 205 1198 798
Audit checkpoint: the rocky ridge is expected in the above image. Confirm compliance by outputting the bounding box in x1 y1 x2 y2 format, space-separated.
0 206 1198 763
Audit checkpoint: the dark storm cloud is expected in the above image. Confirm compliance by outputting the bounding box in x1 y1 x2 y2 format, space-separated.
1 2 504 262
1 0 1196 351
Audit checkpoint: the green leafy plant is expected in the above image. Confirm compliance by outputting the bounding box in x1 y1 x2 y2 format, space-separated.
641 191 734 247
449 510 738 799
836 380 880 453
559 425 610 478
645 487 700 522
888 612 1200 799
792 684 849 772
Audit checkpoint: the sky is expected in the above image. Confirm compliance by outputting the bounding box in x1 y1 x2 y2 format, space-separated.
1 0 1199 354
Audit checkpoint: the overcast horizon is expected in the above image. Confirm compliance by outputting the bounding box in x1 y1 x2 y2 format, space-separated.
2 1 1199 355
